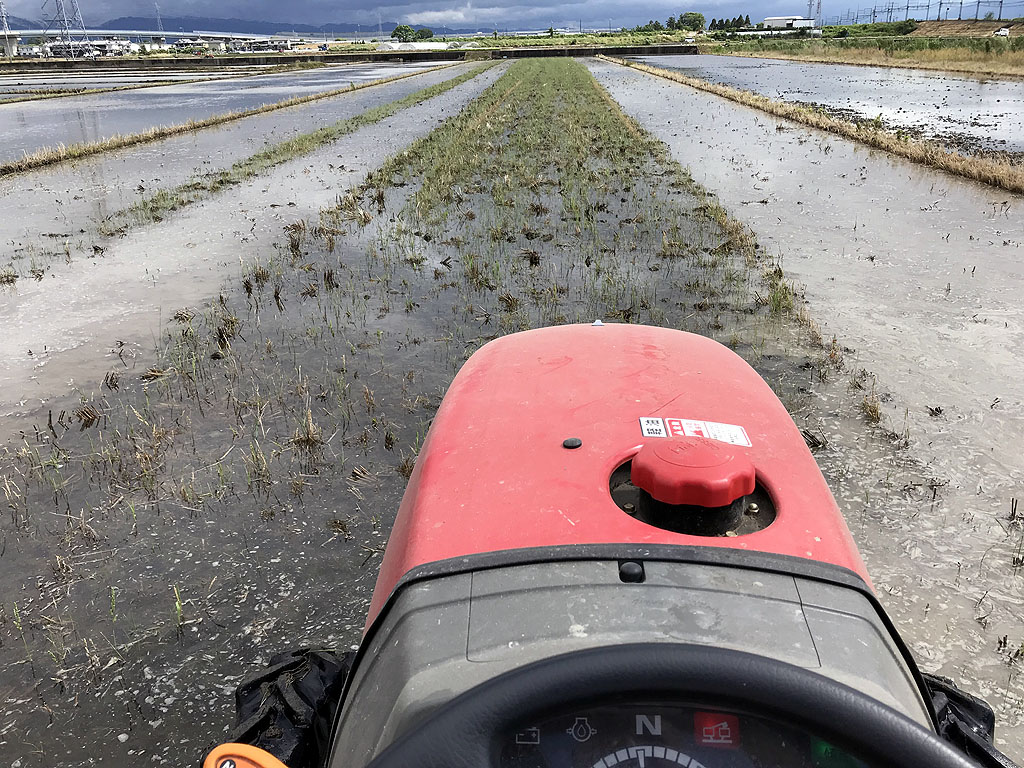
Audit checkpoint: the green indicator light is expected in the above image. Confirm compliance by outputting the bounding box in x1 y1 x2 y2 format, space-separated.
811 739 864 768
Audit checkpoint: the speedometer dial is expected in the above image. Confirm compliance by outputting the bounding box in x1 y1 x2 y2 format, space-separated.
592 745 706 767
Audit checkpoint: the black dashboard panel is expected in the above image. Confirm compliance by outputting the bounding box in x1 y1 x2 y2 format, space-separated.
501 704 867 768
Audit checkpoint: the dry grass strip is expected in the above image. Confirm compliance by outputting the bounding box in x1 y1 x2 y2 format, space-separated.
0 63 458 177
598 55 1024 195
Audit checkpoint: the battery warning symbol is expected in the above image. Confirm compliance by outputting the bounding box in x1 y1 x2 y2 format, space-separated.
514 727 541 745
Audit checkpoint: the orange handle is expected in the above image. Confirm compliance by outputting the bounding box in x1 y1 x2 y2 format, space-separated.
203 743 291 768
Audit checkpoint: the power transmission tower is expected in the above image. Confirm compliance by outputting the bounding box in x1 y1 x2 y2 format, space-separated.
68 0 88 39
42 0 78 57
0 0 13 59
154 0 164 33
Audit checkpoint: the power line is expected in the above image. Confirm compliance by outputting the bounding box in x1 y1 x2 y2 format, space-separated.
828 0 1023 23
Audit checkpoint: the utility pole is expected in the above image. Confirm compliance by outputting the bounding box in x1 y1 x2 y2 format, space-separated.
997 0 1003 18
0 0 12 59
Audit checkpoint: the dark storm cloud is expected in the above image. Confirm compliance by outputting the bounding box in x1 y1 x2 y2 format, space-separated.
7 0 802 28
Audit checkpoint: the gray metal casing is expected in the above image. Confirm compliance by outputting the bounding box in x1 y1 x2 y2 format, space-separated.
328 559 932 767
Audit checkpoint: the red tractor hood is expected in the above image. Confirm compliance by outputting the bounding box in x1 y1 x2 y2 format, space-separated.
366 324 868 628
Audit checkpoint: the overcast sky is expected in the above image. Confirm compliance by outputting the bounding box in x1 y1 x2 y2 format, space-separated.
6 0 806 28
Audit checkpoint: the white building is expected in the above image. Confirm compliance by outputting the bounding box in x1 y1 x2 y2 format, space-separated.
1 33 17 57
47 40 97 57
249 38 293 51
173 37 209 51
763 15 816 28
376 41 451 51
91 37 137 55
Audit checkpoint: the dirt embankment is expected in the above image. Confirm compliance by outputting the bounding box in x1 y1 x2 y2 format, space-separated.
910 19 1021 36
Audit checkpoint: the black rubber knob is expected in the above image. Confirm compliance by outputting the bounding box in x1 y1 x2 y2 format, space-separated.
619 561 645 583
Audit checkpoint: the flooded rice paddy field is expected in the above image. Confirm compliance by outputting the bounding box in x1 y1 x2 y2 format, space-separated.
631 54 1024 156
587 57 1024 757
0 67 267 93
0 60 449 162
0 61 504 437
0 61 509 764
0 55 1022 765
0 61 485 279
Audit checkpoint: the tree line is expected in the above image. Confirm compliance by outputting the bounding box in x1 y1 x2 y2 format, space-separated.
709 15 752 30
632 12 707 32
390 25 435 42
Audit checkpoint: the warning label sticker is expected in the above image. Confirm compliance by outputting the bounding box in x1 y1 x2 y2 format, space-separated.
639 417 668 438
639 417 752 447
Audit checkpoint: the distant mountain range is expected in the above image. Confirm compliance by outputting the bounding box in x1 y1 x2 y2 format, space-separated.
5 14 485 36
6 15 40 28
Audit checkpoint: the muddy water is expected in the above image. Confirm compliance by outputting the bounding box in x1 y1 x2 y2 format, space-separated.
631 54 1024 154
0 60 448 161
0 63 508 436
0 65 510 768
0 55 821 766
0 68 258 92
0 61 484 269
589 57 1024 759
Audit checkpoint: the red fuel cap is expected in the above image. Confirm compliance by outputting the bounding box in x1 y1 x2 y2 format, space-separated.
631 437 755 508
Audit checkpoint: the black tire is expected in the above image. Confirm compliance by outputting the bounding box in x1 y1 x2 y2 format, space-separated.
226 647 354 768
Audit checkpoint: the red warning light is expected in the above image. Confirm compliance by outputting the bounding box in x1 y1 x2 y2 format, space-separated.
694 712 740 749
